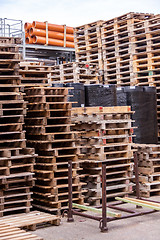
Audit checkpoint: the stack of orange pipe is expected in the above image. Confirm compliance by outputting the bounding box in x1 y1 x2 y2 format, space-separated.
24 21 74 48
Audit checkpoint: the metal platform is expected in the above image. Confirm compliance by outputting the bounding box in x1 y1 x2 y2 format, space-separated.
20 43 75 63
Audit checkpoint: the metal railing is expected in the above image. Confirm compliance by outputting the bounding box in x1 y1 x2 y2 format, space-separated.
0 18 23 37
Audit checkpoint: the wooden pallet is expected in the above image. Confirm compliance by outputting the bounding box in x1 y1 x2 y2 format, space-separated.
0 211 60 230
19 61 50 86
74 21 104 71
71 106 134 205
134 144 160 197
24 86 84 213
51 62 101 84
0 223 43 240
0 38 36 217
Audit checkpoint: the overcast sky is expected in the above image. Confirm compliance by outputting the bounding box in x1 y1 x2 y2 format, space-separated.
0 0 159 27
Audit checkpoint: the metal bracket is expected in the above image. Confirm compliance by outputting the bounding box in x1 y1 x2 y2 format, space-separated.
62 210 68 218
45 21 48 45
64 24 66 48
99 219 108 232
22 30 26 60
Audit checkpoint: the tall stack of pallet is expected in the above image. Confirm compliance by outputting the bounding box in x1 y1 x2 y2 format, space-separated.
71 106 134 204
134 144 160 197
131 15 160 141
131 15 160 86
74 20 104 72
0 37 36 216
24 86 84 215
101 12 155 86
50 62 101 84
19 61 51 86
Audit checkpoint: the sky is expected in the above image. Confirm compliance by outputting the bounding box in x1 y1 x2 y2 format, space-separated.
0 0 159 27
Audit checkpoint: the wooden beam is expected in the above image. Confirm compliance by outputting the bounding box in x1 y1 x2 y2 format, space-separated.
72 203 121 218
125 197 160 208
115 197 160 210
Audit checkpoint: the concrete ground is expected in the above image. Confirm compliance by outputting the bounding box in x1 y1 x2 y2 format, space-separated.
35 196 160 240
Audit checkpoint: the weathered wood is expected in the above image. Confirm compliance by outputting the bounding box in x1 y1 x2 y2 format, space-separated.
115 197 160 210
72 203 121 217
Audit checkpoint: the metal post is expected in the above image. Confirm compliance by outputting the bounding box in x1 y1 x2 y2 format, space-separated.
134 152 142 208
67 159 74 222
8 24 10 37
3 18 6 37
101 162 108 232
69 52 73 62
22 31 26 60
64 25 66 48
45 21 48 45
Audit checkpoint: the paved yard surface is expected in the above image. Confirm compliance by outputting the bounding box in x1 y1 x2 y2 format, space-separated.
35 197 160 240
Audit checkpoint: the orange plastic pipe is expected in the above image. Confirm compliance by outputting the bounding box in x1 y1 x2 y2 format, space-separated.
25 37 33 44
32 35 74 48
24 22 32 30
33 21 74 34
25 32 29 38
29 27 74 42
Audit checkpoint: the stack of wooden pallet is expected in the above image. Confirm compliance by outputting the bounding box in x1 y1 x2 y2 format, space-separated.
0 37 36 216
19 61 51 86
101 12 155 86
71 106 134 205
24 86 84 215
134 144 160 197
131 15 160 86
50 62 101 84
74 20 104 72
130 15 160 141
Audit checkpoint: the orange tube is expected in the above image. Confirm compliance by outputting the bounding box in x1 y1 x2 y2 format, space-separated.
33 21 74 34
25 37 33 44
32 35 74 48
29 27 74 42
24 22 32 30
25 32 29 38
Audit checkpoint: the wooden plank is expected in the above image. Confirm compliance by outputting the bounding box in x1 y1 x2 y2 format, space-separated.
125 197 160 207
0 223 43 240
115 197 160 210
72 203 121 217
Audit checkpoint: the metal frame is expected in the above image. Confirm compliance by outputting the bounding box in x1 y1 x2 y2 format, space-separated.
0 18 23 37
67 153 159 232
0 17 75 62
20 44 75 63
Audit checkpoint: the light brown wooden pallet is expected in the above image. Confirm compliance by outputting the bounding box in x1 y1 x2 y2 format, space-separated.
24 86 84 213
0 211 60 230
0 36 21 44
50 62 100 84
72 106 134 204
0 223 43 240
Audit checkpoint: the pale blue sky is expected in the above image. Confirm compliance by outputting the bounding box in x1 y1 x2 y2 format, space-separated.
0 0 159 27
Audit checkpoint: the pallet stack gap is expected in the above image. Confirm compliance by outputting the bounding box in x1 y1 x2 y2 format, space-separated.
71 106 134 205
0 37 36 217
24 86 84 215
